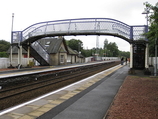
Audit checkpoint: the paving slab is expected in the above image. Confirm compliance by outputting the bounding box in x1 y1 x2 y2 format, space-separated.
37 66 129 119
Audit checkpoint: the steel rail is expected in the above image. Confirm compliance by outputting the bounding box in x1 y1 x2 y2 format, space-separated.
0 61 119 110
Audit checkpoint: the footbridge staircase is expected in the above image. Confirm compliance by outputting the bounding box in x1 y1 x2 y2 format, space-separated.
22 41 50 66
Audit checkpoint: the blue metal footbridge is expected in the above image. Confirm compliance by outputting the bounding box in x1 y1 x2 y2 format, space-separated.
11 18 148 66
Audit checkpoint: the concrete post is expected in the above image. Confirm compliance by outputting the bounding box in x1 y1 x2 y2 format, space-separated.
10 46 13 66
130 44 133 68
18 45 22 69
27 45 30 66
19 45 22 65
145 43 149 69
18 46 20 65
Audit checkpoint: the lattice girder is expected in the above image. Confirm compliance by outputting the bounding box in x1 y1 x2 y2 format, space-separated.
11 18 148 44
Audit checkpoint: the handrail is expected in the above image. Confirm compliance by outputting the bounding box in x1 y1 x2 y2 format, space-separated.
31 41 50 63
11 18 148 44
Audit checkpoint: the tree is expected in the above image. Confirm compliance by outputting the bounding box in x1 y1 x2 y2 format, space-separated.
0 40 10 52
144 2 158 56
103 38 108 50
66 38 128 58
106 42 119 57
81 49 93 57
119 51 130 58
0 52 9 57
0 40 10 58
66 39 83 52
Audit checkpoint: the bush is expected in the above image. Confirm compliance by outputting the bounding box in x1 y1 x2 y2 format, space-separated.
0 52 9 58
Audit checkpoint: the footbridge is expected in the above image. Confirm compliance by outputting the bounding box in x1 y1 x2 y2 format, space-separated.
11 18 149 71
12 18 147 44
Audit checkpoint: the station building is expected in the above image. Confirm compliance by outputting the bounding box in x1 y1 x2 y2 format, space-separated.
8 37 85 67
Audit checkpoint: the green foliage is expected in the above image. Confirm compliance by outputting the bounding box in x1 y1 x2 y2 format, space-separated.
81 49 93 57
0 40 10 57
0 52 9 57
66 39 83 52
144 2 158 56
103 39 119 57
103 38 108 49
119 51 130 58
106 42 119 57
0 40 10 52
66 38 129 57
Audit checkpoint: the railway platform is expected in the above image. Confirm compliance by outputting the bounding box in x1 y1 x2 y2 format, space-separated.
0 64 128 119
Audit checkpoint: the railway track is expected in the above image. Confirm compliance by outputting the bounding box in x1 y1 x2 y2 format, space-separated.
0 61 120 111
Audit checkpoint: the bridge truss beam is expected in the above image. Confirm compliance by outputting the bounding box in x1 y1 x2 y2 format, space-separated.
11 18 148 44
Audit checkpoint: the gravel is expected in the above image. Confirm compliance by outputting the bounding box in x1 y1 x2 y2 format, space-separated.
105 76 158 119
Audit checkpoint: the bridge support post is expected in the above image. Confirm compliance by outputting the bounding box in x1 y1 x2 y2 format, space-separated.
145 43 149 69
10 46 13 66
129 44 133 69
8 45 14 68
17 45 22 69
128 43 135 74
27 45 30 67
144 43 151 75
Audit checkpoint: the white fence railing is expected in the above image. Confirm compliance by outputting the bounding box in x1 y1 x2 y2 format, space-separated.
85 57 120 63
0 58 34 69
0 58 9 69
149 57 158 69
0 57 157 69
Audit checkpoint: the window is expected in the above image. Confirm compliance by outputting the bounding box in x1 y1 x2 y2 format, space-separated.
60 55 64 63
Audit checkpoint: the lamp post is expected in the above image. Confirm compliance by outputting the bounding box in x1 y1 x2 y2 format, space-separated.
9 13 14 68
142 8 150 28
11 13 14 33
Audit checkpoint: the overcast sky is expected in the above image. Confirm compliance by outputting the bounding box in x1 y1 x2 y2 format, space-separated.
0 0 157 51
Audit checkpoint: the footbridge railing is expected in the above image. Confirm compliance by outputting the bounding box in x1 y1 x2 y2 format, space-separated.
11 18 148 44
